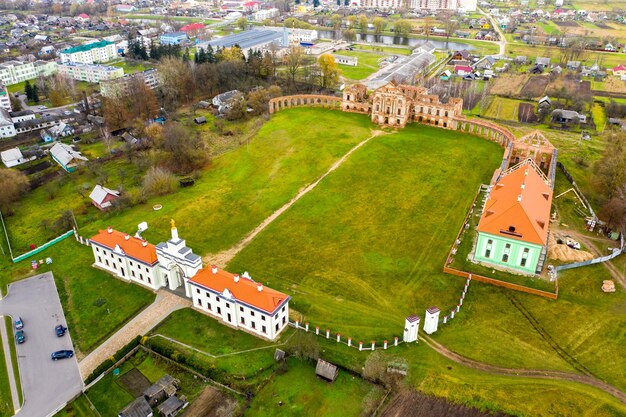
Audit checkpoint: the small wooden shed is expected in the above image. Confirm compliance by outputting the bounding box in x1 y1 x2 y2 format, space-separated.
315 359 338 382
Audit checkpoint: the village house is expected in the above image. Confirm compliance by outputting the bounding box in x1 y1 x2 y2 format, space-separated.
89 185 120 210
473 158 554 275
612 64 626 77
90 223 290 341
49 142 87 172
1 147 36 168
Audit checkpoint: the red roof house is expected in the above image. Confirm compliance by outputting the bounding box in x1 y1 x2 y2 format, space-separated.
89 185 120 211
180 23 206 33
454 65 473 75
90 228 158 265
76 13 90 22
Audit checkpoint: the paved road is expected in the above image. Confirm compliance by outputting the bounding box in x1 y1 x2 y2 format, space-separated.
78 290 190 378
479 8 506 56
0 272 83 417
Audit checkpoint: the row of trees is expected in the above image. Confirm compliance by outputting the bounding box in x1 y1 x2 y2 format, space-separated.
24 80 40 103
593 132 626 233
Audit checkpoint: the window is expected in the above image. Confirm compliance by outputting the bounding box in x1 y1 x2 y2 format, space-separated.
139 274 143 281
262 325 267 334
275 324 279 332
240 307 244 312
121 269 125 277
520 258 527 267
96 247 99 252
129 261 133 266
216 296 220 302
197 299 202 307
274 314 278 320
282 306 285 313
251 322 256 329
240 317 245 325
484 249 491 258
113 263 116 270
251 311 255 317
504 243 511 253
147 277 151 284
282 317 286 325
132 271 135 277
146 267 149 273
502 254 509 262
206 292 210 298
227 313 232 322
196 288 200 294
261 315 266 321
105 259 109 266
226 303 230 308
208 303 212 311
98 256 102 263
217 307 222 314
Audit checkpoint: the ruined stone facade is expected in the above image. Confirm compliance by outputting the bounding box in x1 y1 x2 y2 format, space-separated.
342 83 464 129
507 131 556 172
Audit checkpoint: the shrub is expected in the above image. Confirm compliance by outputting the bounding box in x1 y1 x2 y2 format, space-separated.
141 166 177 197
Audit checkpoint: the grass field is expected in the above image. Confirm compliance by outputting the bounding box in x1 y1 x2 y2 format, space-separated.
228 123 503 341
0 321 13 417
109 59 153 74
247 358 384 417
334 50 383 80
483 96 530 121
4 110 374 255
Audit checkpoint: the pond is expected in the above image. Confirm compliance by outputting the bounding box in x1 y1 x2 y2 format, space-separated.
317 30 476 50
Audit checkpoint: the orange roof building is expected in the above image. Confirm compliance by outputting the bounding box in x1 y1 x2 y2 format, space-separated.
189 266 290 340
473 159 553 275
90 224 290 340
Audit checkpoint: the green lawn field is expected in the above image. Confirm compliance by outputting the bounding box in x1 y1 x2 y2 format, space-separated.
228 123 503 341
334 50 387 80
247 358 384 417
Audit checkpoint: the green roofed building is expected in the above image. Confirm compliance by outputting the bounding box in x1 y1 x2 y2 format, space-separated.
60 40 117 65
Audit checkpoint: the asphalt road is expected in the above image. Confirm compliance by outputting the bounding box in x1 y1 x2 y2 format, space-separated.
0 272 83 417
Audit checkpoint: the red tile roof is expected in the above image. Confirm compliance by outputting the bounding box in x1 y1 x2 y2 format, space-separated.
613 64 626 72
90 228 158 265
455 65 473 73
190 267 289 314
180 23 205 32
477 160 553 246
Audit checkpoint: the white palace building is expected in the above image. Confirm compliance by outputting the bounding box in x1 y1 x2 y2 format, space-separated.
90 222 290 340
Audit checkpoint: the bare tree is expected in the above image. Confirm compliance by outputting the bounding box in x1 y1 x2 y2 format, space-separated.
284 46 306 84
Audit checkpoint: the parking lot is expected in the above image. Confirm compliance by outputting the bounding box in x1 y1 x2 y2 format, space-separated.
0 272 83 417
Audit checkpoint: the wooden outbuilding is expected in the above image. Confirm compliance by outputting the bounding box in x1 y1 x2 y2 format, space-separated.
315 359 338 382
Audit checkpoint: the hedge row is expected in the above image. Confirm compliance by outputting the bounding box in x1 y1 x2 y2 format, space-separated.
85 335 143 384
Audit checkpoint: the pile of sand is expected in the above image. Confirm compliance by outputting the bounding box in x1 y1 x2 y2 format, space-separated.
547 234 594 263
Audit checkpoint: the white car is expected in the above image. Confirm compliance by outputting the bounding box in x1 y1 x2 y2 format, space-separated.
38 105 47 111
63 110 72 116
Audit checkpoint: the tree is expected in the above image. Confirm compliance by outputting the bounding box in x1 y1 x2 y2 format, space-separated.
318 53 341 89
24 80 33 101
373 17 385 34
285 331 319 361
247 85 281 115
218 46 245 62
313 0 320 7
343 29 356 42
284 46 306 84
358 14 369 34
0 168 29 215
422 17 435 39
31 84 39 103
236 17 247 30
162 123 209 174
440 12 459 39
331 14 342 31
347 15 357 28
394 19 412 37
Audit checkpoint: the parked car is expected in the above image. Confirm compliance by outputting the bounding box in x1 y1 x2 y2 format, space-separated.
14 317 23 330
38 105 47 111
55 325 67 337
63 110 72 116
51 350 74 360
15 330 25 344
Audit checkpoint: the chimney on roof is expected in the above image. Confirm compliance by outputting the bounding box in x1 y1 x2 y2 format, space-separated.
211 265 218 274
524 169 529 176
234 274 239 283
124 234 130 240
257 283 263 292
517 194 522 202
142 240 148 247
107 226 113 234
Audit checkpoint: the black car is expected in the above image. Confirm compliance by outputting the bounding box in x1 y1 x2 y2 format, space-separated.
15 330 25 344
51 350 74 360
55 325 67 337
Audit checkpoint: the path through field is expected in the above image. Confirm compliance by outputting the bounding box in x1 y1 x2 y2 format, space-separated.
204 129 388 267
421 335 626 404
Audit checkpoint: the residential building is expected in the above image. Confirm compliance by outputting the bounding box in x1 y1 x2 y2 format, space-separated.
90 223 290 340
14 114 60 136
0 60 36 85
473 159 553 275
1 147 35 167
49 142 88 172
612 64 626 77
364 49 436 89
0 84 11 111
118 397 152 417
75 13 90 23
100 69 161 98
189 266 290 340
254 8 279 21
10 109 36 123
58 62 124 83
59 41 117 64
159 32 188 46
197 29 288 57
34 60 58 77
0 108 17 138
